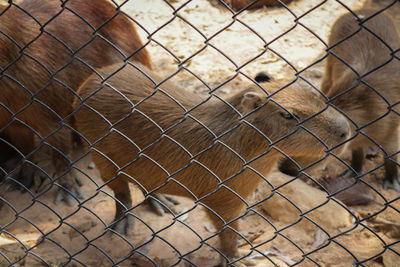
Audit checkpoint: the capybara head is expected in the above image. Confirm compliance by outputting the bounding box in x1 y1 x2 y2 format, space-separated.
235 82 350 158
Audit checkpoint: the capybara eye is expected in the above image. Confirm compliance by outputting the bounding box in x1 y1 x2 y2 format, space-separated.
279 111 297 120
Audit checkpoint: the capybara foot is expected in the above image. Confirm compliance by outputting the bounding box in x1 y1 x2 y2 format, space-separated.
383 177 400 192
111 215 135 236
146 193 180 216
54 169 85 206
0 156 42 192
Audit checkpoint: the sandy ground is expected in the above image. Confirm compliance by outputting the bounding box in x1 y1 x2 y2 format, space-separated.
124 0 368 94
1 0 400 266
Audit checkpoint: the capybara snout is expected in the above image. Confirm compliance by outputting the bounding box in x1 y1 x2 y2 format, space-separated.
301 106 350 149
257 86 351 156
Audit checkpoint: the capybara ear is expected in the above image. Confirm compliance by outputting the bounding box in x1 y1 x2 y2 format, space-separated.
241 91 264 110
254 72 272 83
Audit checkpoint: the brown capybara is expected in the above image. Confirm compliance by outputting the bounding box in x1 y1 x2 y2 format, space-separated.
321 9 400 191
222 0 294 11
73 63 350 264
0 0 151 202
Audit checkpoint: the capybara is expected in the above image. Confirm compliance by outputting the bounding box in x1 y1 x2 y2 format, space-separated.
321 9 400 191
222 0 294 11
0 0 151 202
73 63 350 264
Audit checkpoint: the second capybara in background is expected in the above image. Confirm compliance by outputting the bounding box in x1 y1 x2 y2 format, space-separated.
73 63 350 264
321 9 400 191
0 0 151 202
222 0 294 11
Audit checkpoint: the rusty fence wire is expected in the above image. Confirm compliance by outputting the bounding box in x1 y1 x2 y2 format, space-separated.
0 0 399 266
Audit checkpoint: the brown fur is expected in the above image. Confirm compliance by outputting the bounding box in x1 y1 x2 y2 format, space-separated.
73 63 350 263
0 0 151 190
222 0 293 11
321 9 400 190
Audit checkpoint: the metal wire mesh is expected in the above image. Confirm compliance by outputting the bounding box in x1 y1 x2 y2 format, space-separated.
0 0 399 266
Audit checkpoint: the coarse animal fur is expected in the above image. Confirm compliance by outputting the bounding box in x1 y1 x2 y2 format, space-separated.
0 0 151 198
321 9 400 191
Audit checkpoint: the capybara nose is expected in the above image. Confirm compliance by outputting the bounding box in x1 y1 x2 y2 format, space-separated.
335 114 350 141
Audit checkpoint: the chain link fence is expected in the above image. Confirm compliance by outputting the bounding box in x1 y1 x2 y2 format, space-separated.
0 0 399 266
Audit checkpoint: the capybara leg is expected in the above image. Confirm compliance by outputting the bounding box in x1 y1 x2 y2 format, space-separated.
0 126 39 191
218 222 240 264
383 130 400 191
202 194 244 265
350 147 364 175
53 153 85 206
341 147 364 178
1 156 27 191
384 159 399 191
54 174 84 205
33 127 84 206
216 221 255 267
107 179 134 235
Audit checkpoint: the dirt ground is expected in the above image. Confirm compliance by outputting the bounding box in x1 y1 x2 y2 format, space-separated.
1 0 400 266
